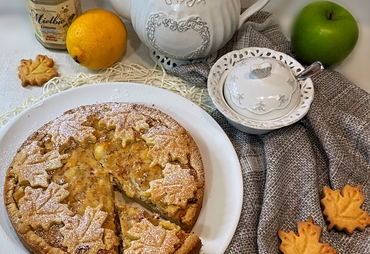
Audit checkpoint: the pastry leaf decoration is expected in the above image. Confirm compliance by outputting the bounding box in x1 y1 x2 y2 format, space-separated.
278 216 338 254
147 163 197 214
48 111 96 151
13 141 69 187
99 104 149 148
142 126 190 167
18 182 73 230
60 205 118 253
321 185 370 234
126 218 180 254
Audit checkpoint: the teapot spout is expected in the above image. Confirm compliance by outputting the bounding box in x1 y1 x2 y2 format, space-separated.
109 0 132 21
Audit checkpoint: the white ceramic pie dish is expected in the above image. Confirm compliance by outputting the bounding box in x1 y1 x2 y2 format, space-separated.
208 47 314 135
0 82 242 254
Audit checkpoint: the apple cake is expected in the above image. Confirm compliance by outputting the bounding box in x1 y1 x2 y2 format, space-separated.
3 102 204 254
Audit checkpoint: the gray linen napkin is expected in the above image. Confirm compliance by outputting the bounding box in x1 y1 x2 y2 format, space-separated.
170 11 370 254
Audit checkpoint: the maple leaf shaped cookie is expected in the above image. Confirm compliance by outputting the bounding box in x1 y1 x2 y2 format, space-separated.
18 54 58 87
142 126 191 167
60 205 119 253
126 218 180 254
278 216 338 254
146 163 198 215
48 110 97 152
12 141 69 187
321 185 370 234
18 182 73 230
98 104 150 148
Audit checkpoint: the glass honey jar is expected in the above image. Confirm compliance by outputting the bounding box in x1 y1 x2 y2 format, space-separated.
27 0 82 50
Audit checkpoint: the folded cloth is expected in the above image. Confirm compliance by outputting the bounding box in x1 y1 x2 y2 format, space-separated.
171 11 370 254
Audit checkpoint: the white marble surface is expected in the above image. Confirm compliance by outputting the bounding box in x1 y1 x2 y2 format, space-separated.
0 0 369 122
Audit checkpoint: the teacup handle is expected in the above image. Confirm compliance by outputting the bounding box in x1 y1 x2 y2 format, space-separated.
238 0 270 29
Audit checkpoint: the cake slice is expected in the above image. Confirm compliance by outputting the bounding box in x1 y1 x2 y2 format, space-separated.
116 200 202 254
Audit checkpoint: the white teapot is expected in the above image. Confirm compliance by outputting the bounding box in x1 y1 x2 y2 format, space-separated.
110 0 270 61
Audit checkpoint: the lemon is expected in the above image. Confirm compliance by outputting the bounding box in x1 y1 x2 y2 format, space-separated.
66 9 127 70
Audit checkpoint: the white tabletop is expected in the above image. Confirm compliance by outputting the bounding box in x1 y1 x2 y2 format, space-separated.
0 0 369 126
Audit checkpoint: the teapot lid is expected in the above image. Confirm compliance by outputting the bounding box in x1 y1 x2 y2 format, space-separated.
223 56 301 121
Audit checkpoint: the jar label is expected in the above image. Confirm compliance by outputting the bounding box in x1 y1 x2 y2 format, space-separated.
28 0 82 45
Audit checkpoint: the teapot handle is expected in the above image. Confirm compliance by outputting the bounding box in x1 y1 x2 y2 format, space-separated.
238 0 270 29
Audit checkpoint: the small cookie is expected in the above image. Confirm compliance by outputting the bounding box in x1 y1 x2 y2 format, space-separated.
18 54 59 87
321 184 370 234
278 216 338 254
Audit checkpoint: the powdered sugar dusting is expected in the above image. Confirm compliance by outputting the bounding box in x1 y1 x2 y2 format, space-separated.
60 205 119 253
48 110 96 151
147 163 198 214
12 141 69 187
18 182 73 230
126 218 180 254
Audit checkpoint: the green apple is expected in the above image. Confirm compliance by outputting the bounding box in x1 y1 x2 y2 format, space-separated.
291 1 359 67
